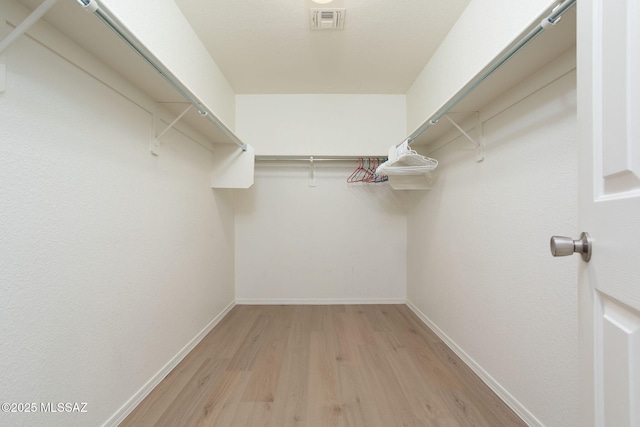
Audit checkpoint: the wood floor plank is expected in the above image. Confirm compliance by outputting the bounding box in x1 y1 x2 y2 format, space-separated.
347 305 377 345
358 340 423 426
268 343 310 427
375 332 451 422
336 364 387 427
307 330 345 427
118 350 209 426
194 371 252 427
401 325 467 391
332 312 361 366
229 402 273 426
201 306 262 360
287 305 314 347
268 306 311 427
309 305 329 332
362 304 395 332
225 314 272 371
122 305 527 427
155 358 230 427
241 306 292 402
438 389 492 427
394 305 443 344
200 373 252 427
428 340 527 426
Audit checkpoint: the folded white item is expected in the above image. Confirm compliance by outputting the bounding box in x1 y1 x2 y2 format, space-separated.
376 149 438 176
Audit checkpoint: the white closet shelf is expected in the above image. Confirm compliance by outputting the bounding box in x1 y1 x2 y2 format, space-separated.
80 0 246 151
11 0 575 161
407 3 576 150
6 0 254 188
13 0 244 148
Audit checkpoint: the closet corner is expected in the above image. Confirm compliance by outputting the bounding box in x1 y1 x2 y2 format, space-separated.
211 143 255 189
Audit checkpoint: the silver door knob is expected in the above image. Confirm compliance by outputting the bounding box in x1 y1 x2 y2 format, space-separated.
550 232 592 262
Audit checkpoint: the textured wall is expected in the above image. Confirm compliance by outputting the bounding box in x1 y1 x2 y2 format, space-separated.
101 0 237 129
0 24 235 427
235 94 408 302
406 56 579 426
235 163 408 303
406 0 556 132
236 94 406 156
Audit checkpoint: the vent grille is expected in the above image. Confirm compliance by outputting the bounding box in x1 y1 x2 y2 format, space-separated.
310 8 346 30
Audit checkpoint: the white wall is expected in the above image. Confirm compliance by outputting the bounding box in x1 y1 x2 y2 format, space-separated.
101 0 236 129
0 5 235 426
236 94 406 156
406 0 556 132
235 164 407 303
234 94 407 303
406 52 579 426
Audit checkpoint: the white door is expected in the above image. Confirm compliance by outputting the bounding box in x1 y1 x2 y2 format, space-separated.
577 0 640 426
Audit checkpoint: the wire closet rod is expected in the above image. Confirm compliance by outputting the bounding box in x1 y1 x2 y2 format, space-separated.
402 0 576 147
76 0 247 151
255 156 387 162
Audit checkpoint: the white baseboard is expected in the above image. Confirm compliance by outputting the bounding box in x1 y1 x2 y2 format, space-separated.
235 298 407 305
102 300 236 427
405 300 542 427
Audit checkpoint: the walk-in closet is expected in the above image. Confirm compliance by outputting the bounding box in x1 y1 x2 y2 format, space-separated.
2 0 639 426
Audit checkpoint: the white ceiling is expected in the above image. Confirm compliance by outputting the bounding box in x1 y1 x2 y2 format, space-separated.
172 0 472 94
16 0 470 95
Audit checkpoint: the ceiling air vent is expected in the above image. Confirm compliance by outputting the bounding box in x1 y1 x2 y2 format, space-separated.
310 8 346 30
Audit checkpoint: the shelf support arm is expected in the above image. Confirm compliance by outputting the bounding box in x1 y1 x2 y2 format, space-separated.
309 156 316 187
0 0 59 54
156 104 192 140
443 113 485 162
149 104 193 155
0 0 59 93
77 0 247 151
399 0 576 149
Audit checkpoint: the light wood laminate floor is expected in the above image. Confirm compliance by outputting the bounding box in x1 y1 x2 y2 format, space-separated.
121 305 527 426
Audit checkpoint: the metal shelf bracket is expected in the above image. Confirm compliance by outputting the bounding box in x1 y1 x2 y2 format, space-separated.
150 104 192 155
0 0 59 54
309 156 316 187
0 0 59 93
443 113 485 162
77 0 247 152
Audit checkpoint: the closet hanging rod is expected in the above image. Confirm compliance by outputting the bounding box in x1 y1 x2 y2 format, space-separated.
255 156 387 162
402 0 576 147
76 0 247 152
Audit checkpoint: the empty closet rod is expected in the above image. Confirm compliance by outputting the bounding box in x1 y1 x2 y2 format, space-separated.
255 156 386 162
76 0 247 152
402 0 576 147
